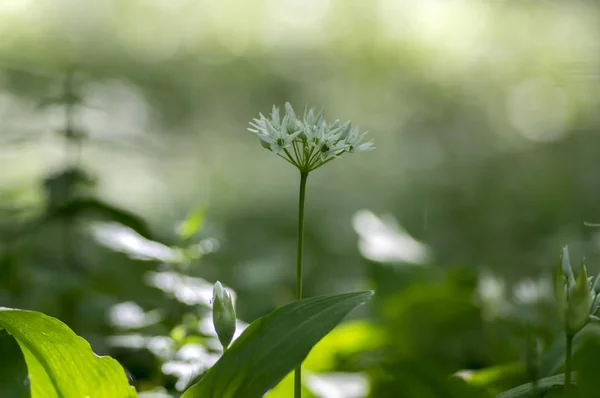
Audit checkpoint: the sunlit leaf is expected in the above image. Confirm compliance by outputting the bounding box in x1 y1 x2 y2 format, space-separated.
458 362 526 396
303 320 384 372
0 308 137 398
182 291 373 398
177 208 205 240
264 372 313 398
91 222 178 263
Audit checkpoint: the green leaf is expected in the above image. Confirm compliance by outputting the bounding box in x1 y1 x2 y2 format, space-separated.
0 308 137 398
182 291 373 398
496 374 565 398
177 208 205 240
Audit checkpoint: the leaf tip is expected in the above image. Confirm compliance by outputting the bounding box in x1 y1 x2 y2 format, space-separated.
356 290 375 303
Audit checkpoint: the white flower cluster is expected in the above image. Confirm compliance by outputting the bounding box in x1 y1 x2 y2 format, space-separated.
248 103 374 172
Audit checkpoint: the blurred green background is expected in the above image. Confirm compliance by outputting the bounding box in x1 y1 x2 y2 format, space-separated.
0 0 599 397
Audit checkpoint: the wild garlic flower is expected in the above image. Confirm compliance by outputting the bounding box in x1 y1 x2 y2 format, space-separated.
248 103 374 172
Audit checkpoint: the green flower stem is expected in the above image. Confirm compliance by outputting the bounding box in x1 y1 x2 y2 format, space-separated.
565 333 573 394
310 156 336 172
294 170 309 398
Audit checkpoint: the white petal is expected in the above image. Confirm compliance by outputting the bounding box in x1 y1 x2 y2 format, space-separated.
271 105 280 126
285 102 296 118
355 142 375 152
306 108 315 126
266 122 280 138
286 130 303 143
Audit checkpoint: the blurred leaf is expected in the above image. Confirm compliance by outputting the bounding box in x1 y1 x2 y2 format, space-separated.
0 308 137 398
380 271 485 370
369 359 490 398
573 338 599 397
496 374 565 398
177 208 205 241
42 198 152 238
539 323 600 377
539 334 567 377
181 291 373 398
91 223 181 263
43 168 97 209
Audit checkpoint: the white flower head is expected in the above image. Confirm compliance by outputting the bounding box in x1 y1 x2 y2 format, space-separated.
248 102 374 172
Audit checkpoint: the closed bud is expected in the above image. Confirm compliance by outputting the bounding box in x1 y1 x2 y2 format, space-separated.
566 263 593 334
212 281 236 350
554 247 596 335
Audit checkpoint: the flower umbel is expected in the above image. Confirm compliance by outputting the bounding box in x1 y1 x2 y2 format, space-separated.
248 103 374 172
248 102 373 398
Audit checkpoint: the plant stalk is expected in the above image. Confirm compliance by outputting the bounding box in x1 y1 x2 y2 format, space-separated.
565 333 574 395
526 335 540 398
294 171 308 398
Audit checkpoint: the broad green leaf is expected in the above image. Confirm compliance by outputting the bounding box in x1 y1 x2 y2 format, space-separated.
182 291 373 398
177 208 205 240
496 374 565 398
0 308 137 398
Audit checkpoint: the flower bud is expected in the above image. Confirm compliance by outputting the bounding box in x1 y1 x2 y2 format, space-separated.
212 281 236 350
566 263 593 334
554 247 596 335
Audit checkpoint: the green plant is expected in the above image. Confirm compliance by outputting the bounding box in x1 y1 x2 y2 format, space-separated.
184 291 372 398
0 289 372 398
456 246 600 398
0 308 136 397
247 102 374 397
553 246 599 395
